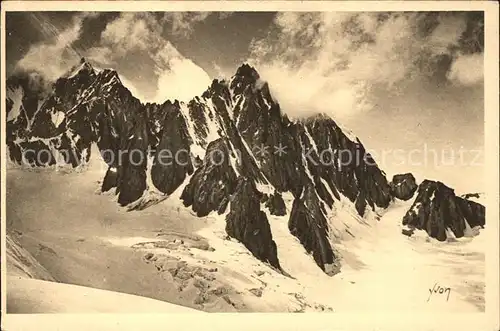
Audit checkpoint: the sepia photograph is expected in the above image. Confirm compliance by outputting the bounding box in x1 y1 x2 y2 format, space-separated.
1 1 499 330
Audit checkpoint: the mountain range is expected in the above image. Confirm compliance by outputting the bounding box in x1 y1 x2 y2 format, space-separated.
5 58 486 275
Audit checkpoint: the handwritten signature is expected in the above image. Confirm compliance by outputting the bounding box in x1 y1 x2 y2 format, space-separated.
427 282 451 302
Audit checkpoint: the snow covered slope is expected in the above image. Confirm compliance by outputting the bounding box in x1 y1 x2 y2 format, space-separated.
5 164 486 312
7 277 203 313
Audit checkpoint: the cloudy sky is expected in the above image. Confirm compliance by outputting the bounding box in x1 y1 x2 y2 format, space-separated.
6 11 485 192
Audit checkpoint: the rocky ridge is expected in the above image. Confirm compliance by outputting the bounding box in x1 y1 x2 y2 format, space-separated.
6 58 486 275
402 180 485 241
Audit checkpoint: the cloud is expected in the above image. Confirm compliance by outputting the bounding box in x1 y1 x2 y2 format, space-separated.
87 13 210 103
14 12 214 103
249 12 482 120
212 61 227 80
85 46 113 65
86 13 211 103
119 75 149 102
8 70 54 100
161 12 234 38
426 14 467 55
16 13 97 80
164 12 211 37
447 53 483 86
155 55 212 102
13 12 230 103
98 13 162 55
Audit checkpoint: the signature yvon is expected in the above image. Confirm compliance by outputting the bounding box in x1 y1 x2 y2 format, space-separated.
427 283 451 302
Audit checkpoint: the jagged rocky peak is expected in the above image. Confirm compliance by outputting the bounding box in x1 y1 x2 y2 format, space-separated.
390 173 418 201
59 59 129 98
99 68 119 81
230 63 264 94
5 57 144 170
298 113 392 212
402 180 485 241
202 78 231 103
234 63 260 81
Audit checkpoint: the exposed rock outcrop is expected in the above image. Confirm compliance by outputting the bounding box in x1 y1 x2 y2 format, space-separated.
115 109 149 206
299 116 392 214
455 196 485 229
390 173 418 201
402 180 485 241
289 185 339 275
151 101 194 195
181 138 238 217
101 167 118 192
225 178 281 269
265 192 287 216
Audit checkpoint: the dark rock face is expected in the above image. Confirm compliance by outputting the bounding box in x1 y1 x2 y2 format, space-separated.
187 97 212 144
390 173 418 201
229 66 392 218
181 138 238 217
55 132 91 167
151 101 194 195
402 180 486 241
205 79 266 184
265 192 287 216
289 185 339 275
7 61 154 205
102 167 118 192
87 71 150 205
6 67 94 169
354 190 367 217
17 140 56 166
402 228 414 237
225 178 281 269
115 110 149 206
300 116 392 213
232 70 305 195
455 197 485 229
